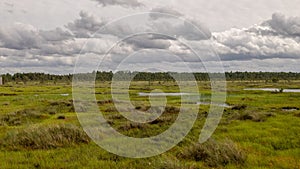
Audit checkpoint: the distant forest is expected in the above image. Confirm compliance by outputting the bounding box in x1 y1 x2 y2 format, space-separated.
1 72 300 84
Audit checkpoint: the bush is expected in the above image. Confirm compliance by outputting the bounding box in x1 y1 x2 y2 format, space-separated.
178 139 246 167
2 124 90 150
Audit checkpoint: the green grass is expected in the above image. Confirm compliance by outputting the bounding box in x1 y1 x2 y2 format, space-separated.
0 81 299 168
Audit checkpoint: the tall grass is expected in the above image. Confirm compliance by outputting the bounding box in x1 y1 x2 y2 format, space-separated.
178 139 246 167
2 124 90 150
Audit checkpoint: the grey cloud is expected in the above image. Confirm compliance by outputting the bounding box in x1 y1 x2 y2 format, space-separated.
149 7 211 41
151 19 211 41
263 13 300 37
4 2 14 8
220 58 300 72
110 49 181 64
149 7 183 20
0 23 42 50
96 10 211 41
0 23 80 56
38 42 81 56
0 48 26 57
92 0 143 8
125 34 171 49
40 28 73 42
66 11 106 38
0 12 130 59
0 55 75 68
6 9 13 14
100 22 135 38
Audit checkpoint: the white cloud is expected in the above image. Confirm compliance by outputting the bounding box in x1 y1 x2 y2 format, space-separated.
212 13 300 61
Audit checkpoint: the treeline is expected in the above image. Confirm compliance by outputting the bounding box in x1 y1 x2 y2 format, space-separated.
1 71 300 84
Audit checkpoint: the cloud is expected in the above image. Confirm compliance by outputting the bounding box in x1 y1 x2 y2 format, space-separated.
66 11 106 38
151 19 211 41
91 0 143 8
2 11 300 74
212 13 300 61
0 23 42 50
40 28 73 42
148 7 211 41
125 34 171 49
4 2 14 8
149 7 183 20
263 13 300 37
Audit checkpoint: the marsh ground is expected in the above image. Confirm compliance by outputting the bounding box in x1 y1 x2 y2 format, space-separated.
0 81 299 169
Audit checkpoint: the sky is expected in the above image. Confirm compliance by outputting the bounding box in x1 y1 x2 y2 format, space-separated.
0 0 300 74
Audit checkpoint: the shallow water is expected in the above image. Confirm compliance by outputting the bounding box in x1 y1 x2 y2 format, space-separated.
138 92 190 96
138 92 229 107
197 102 231 108
244 88 300 93
60 94 69 96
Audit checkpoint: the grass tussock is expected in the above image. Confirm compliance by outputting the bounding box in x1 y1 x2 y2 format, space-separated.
178 139 246 167
97 100 113 105
237 111 275 122
2 124 90 150
46 100 75 113
0 109 49 126
164 106 180 114
225 110 276 123
118 122 147 131
157 159 198 169
294 112 300 117
231 104 247 110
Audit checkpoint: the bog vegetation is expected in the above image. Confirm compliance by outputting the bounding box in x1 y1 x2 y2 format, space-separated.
0 73 299 168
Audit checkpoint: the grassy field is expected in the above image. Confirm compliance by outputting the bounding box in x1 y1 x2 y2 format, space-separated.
0 80 299 169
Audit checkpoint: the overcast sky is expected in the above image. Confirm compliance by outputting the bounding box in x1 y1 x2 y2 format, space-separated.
0 0 300 74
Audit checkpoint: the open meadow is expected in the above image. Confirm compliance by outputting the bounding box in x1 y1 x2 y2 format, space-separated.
0 80 299 169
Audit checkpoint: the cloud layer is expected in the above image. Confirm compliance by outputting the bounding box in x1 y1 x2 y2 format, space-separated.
1 8 300 73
